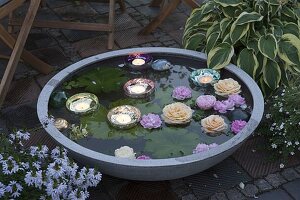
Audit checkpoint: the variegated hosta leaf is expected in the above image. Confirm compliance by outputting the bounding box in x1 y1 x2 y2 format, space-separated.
235 12 263 25
270 18 283 27
237 48 259 77
258 34 278 60
214 0 243 7
201 1 216 15
185 8 204 29
184 32 206 50
222 6 236 18
206 21 220 39
263 58 281 90
263 0 280 5
278 33 300 66
247 39 259 54
273 26 283 39
230 22 249 44
283 23 300 37
282 6 296 19
220 18 232 38
206 32 220 53
207 43 234 69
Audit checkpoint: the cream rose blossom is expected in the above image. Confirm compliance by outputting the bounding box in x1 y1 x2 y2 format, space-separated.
114 146 136 159
201 115 227 136
214 78 241 97
162 102 193 125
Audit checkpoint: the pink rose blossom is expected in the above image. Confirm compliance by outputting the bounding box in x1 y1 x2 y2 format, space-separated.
172 86 192 100
228 94 246 107
193 143 218 154
214 100 235 113
137 155 151 160
196 95 216 110
231 120 247 134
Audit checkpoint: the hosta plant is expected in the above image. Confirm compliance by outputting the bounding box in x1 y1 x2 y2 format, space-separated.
183 0 300 95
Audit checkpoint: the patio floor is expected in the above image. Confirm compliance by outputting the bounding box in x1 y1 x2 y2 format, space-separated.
0 0 300 199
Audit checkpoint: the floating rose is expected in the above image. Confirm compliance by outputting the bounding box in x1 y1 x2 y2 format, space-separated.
140 114 162 129
162 102 193 125
193 143 219 154
196 95 216 110
214 78 241 97
228 94 246 107
214 100 235 113
114 146 136 159
137 155 151 160
201 115 227 136
231 120 247 134
172 86 192 100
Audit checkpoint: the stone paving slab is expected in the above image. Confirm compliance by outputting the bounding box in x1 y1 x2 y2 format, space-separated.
249 189 293 200
282 179 300 200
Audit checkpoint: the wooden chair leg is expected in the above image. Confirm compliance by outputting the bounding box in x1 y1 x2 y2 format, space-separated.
107 0 115 50
139 0 181 35
0 0 42 106
8 13 14 33
0 24 53 74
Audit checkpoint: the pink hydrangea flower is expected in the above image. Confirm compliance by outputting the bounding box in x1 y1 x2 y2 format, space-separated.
196 95 216 110
193 143 218 154
214 100 235 113
228 94 246 107
140 114 162 129
172 86 192 100
231 120 247 134
137 155 151 160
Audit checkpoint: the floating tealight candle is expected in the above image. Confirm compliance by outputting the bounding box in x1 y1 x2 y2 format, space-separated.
107 105 141 129
66 93 99 114
124 78 155 98
190 69 220 87
132 58 146 66
125 53 153 70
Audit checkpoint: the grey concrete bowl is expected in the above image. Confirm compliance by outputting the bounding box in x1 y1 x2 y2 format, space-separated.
37 48 264 181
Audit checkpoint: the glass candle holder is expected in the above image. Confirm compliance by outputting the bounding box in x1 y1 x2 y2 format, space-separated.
66 93 99 114
125 53 153 70
123 78 155 99
190 69 220 87
107 105 141 129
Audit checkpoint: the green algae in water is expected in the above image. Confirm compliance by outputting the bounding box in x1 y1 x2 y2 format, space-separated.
50 64 235 159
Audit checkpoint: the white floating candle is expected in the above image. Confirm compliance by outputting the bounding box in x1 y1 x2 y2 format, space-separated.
132 58 146 66
70 98 92 113
199 76 213 84
113 114 132 124
129 84 146 94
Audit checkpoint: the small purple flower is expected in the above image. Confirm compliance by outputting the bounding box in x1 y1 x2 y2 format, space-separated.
228 94 246 107
137 155 151 160
172 86 192 100
193 143 218 154
196 95 216 110
214 100 234 113
231 120 247 134
140 114 162 129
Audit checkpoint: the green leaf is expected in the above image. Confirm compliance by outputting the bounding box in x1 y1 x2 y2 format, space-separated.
144 127 200 158
237 48 259 77
258 34 278 60
65 67 127 94
263 0 280 5
281 6 296 19
207 43 234 69
220 18 232 38
214 0 243 7
278 34 300 66
222 6 237 18
247 39 259 54
283 23 300 37
273 26 283 39
235 12 263 25
263 58 281 90
184 32 206 50
206 21 220 39
230 22 249 44
206 32 220 53
201 1 216 15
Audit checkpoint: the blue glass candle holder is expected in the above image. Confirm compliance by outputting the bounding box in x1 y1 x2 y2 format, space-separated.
190 69 220 87
125 53 153 70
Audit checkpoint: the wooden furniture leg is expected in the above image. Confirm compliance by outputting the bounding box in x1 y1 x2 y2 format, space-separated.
139 0 181 35
108 0 115 49
118 0 126 12
0 0 42 106
0 25 53 74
